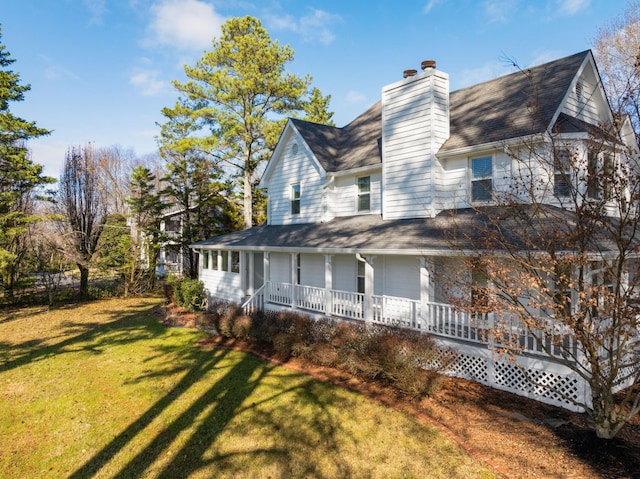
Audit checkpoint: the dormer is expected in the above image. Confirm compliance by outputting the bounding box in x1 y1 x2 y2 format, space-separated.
381 60 450 220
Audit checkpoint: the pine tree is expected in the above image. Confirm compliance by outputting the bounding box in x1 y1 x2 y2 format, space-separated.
170 16 332 229
0 26 53 297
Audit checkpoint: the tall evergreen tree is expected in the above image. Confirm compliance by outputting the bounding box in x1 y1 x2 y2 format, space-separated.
158 100 240 279
171 16 332 229
127 165 164 291
0 26 53 297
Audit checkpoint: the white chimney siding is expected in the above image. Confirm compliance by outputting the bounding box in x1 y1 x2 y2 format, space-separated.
381 66 450 219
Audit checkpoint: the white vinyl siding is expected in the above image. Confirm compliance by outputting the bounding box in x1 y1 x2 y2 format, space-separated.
561 67 608 125
382 68 449 220
300 254 325 288
267 133 324 225
270 253 291 283
328 171 382 218
382 256 420 300
200 250 244 303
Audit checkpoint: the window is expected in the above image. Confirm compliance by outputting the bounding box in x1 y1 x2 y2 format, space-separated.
471 156 492 201
587 150 598 199
202 251 209 269
357 259 365 294
221 251 229 272
231 251 240 273
603 154 614 200
471 263 489 311
554 148 571 198
212 250 218 270
291 184 300 215
296 253 301 285
554 263 572 317
357 176 371 211
292 142 298 155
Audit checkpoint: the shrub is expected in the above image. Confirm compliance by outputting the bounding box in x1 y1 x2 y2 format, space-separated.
174 279 206 312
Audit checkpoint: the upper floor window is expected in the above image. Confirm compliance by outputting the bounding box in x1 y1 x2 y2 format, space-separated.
291 184 300 215
554 148 571 198
471 156 492 202
357 176 371 211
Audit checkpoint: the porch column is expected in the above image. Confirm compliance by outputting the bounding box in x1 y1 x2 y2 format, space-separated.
247 252 255 296
263 252 270 299
291 253 298 310
420 258 433 329
364 255 374 323
325 255 333 315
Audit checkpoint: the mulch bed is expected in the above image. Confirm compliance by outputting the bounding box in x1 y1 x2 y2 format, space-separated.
163 304 640 479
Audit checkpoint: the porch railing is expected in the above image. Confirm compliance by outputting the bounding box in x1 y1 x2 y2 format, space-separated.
250 281 574 357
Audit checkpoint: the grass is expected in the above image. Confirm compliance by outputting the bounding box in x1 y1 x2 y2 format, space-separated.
0 297 498 479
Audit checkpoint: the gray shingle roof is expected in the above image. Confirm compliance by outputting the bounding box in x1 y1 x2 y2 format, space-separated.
441 50 590 151
291 101 382 172
289 50 591 171
191 205 627 255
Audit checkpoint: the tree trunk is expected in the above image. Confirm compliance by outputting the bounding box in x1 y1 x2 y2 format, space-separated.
243 169 252 230
78 264 89 297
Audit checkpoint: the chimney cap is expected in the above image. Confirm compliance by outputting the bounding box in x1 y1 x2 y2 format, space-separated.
421 60 436 70
403 69 418 78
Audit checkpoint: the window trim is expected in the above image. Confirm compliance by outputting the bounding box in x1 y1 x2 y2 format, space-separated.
290 183 301 215
356 259 365 295
357 176 371 212
554 148 571 198
470 156 493 202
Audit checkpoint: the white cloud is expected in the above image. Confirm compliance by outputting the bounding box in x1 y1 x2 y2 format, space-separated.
145 0 226 51
28 139 69 179
556 0 590 16
345 90 366 104
267 8 343 45
129 67 166 96
423 0 447 14
482 0 519 23
83 0 107 25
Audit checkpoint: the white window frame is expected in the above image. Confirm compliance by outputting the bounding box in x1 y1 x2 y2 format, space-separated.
470 156 493 202
357 176 371 212
291 184 301 215
554 148 572 198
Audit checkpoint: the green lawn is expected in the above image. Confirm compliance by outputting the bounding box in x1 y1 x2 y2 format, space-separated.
0 297 497 479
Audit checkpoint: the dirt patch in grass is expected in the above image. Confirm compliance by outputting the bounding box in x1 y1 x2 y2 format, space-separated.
164 305 640 479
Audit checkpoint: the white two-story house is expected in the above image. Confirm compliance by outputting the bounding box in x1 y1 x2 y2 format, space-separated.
191 50 639 410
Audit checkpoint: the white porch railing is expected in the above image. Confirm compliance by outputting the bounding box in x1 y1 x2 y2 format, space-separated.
244 281 575 358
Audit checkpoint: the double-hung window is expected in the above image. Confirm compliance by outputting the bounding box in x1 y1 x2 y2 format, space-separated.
554 148 571 198
357 176 371 211
471 156 492 202
357 259 365 295
291 184 301 215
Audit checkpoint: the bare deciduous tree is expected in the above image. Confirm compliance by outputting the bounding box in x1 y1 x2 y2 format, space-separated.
58 144 108 297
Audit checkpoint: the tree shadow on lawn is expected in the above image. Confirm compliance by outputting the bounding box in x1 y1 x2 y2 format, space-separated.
69 346 356 479
0 299 167 374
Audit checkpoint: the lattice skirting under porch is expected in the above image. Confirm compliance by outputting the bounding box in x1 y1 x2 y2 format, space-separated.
434 337 589 412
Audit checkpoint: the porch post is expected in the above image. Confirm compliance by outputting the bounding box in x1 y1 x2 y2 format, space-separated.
247 252 254 296
325 255 333 316
420 258 433 330
264 252 270 300
364 255 374 323
291 253 298 310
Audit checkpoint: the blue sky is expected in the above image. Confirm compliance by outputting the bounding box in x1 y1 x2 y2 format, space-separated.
2 0 627 178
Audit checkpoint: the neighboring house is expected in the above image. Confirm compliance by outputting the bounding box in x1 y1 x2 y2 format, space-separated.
191 51 639 410
157 205 194 277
